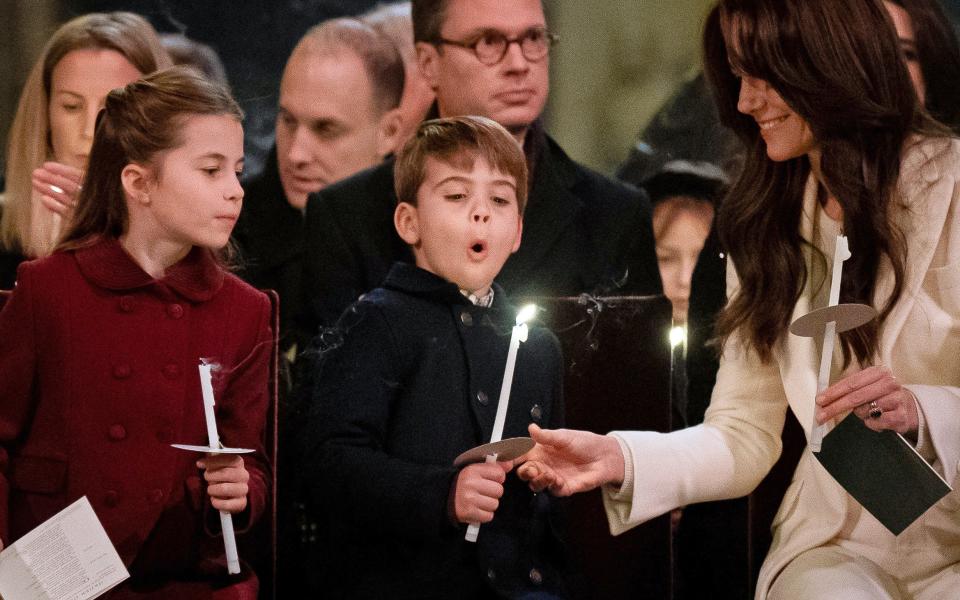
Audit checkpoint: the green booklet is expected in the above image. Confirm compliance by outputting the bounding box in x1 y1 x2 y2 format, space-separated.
814 413 952 535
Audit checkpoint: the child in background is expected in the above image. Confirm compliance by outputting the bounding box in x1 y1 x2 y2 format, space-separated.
301 116 567 599
0 67 271 598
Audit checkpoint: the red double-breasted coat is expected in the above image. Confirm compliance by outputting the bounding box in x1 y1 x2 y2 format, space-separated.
0 237 271 598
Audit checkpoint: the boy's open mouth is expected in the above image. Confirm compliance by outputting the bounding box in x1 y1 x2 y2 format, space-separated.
469 240 487 259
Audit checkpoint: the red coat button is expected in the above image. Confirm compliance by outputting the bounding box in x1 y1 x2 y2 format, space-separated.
147 489 164 504
162 364 180 379
113 364 132 379
156 429 172 443
167 304 184 319
108 424 127 441
119 296 135 313
104 490 119 507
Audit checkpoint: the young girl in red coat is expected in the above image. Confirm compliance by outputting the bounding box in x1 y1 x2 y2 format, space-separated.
0 66 271 599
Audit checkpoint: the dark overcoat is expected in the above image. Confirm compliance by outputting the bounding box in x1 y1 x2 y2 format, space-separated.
0 238 271 598
233 146 305 353
300 129 663 332
299 263 567 599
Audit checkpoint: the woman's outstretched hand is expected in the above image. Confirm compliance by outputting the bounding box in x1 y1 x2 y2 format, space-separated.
516 424 625 497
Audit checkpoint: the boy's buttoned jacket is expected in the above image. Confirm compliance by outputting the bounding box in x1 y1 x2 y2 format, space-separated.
299 263 567 599
0 238 272 598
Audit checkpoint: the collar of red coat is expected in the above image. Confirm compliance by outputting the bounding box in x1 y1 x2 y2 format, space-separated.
74 237 225 302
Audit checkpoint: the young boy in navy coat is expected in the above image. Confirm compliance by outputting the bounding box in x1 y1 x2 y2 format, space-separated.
301 116 567 598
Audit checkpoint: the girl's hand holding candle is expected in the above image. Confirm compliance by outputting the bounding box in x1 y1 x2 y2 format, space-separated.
197 454 250 514
193 361 243 574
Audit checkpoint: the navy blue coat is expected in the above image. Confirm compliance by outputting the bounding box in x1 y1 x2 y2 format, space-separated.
300 263 567 599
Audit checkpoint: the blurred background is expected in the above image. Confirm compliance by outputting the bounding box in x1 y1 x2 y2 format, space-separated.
3 0 960 176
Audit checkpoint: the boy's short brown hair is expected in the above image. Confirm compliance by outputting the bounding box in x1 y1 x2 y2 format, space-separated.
394 116 528 213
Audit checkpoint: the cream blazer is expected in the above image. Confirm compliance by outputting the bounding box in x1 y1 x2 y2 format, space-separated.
602 136 960 598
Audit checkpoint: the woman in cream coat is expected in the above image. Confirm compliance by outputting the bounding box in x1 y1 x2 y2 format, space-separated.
518 0 960 598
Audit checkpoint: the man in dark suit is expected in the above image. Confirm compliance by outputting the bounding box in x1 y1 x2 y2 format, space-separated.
233 17 405 351
301 0 663 331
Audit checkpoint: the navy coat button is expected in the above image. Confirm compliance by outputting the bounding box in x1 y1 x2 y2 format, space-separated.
108 424 127 441
529 567 543 585
460 311 473 326
530 404 543 422
104 490 119 507
162 363 180 379
486 568 496 581
147 489 164 504
476 390 489 406
113 364 132 379
167 304 184 319
119 296 135 313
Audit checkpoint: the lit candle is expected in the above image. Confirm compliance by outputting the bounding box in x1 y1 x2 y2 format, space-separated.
810 235 851 452
465 304 537 542
197 362 241 575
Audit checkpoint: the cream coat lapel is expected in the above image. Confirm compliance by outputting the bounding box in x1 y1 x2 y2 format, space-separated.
877 138 952 362
778 175 821 439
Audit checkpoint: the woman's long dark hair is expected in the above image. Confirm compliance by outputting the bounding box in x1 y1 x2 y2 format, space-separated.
704 0 945 365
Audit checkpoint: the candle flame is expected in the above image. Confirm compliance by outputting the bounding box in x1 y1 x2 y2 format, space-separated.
669 325 686 349
516 304 538 325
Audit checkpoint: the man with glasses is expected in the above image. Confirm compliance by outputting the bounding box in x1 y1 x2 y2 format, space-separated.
299 0 662 330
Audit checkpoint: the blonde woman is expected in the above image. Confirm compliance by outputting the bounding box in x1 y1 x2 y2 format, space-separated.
1 11 168 287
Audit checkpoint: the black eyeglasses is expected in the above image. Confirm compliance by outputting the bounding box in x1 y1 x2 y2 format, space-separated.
434 27 559 66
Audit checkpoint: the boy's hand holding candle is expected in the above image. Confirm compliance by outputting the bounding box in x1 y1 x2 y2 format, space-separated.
452 460 513 525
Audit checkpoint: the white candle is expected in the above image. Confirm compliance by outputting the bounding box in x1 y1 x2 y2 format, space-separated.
196 362 241 575
198 363 220 448
810 235 851 452
466 304 537 542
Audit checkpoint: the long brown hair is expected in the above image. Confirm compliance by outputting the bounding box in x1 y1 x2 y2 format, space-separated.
2 12 169 257
704 0 945 365
58 66 243 250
